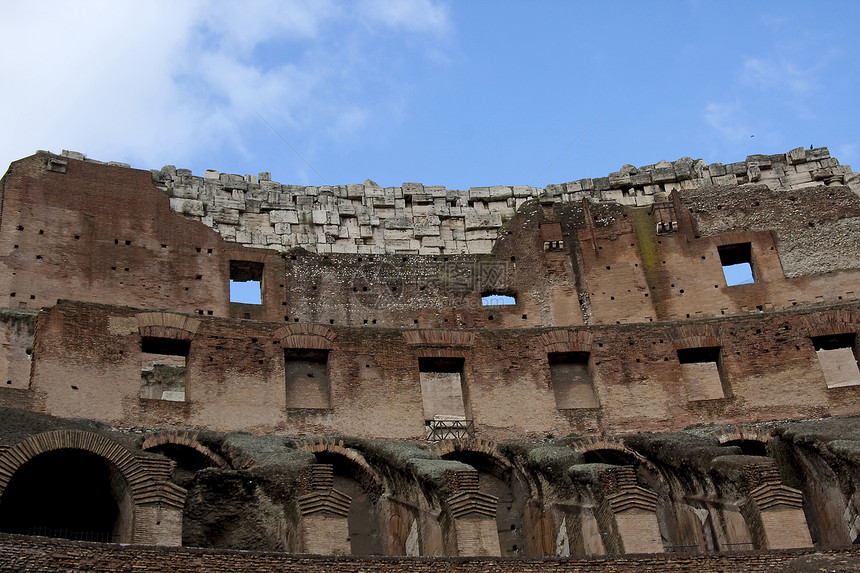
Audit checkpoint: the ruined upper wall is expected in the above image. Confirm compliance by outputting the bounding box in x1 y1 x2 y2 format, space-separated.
87 146 859 256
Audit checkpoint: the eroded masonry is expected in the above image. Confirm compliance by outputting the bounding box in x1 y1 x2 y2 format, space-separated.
0 147 859 566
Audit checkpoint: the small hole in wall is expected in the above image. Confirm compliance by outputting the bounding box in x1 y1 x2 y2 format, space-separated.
330 319 335 324
71 385 78 390
701 255 706 259
606 266 611 270
312 286 317 290
16 226 23 231
443 318 449 323
161 244 167 248
114 239 119 244
195 275 202 280
362 287 368 292
207 249 212 254
9 293 15 297
36 255 42 260
635 358 641 363
488 315 494 321
522 314 527 319
663 357 669 361
75 235 81 240
13 245 18 249
5 381 10 385
610 296 615 300
125 240 131 246
413 319 418 324
371 319 377 324
293 318 299 322
38 229 44 235
679 289 685 294
363 319 368 324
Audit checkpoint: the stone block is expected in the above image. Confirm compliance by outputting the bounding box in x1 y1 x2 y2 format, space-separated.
269 210 299 224
489 186 512 200
169 198 205 217
469 187 490 200
312 210 327 224
513 185 534 197
787 147 807 164
464 212 502 230
204 170 220 180
651 167 676 184
213 210 240 225
466 239 494 254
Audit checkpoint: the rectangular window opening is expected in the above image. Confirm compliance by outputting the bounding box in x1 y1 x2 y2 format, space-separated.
812 334 860 388
718 243 755 286
419 357 467 421
481 292 517 306
678 347 727 401
285 348 331 409
140 337 189 402
230 260 263 305
548 352 598 409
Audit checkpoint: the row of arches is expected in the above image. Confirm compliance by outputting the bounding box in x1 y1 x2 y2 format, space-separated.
0 426 833 556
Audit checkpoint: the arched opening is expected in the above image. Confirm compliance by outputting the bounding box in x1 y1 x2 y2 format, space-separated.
722 439 768 457
441 450 528 556
582 448 638 466
314 451 382 555
0 449 133 542
144 443 221 488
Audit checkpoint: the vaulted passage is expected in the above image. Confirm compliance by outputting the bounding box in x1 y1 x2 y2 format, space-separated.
0 449 132 543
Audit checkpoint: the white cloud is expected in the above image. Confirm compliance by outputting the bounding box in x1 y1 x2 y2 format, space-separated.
703 102 752 142
356 0 450 34
0 0 451 175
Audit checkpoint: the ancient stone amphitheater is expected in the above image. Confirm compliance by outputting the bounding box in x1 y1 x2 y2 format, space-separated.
0 147 859 571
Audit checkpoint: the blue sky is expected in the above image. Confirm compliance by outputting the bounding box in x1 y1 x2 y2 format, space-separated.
1 1 858 190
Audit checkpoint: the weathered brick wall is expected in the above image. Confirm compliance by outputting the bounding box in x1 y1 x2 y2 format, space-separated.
0 533 859 572
12 299 857 437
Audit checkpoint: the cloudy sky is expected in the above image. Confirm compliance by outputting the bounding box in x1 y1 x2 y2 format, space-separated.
2 1 858 189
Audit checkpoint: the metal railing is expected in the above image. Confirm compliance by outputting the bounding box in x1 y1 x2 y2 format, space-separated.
19 526 119 543
426 419 474 442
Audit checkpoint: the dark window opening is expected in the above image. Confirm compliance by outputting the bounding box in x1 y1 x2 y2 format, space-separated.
140 337 189 401
678 347 727 401
718 243 755 286
285 349 331 409
812 334 860 388
229 260 263 305
548 352 597 409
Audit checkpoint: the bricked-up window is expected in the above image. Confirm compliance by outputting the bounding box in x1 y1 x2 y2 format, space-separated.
419 357 467 421
718 242 755 286
285 349 331 409
548 352 598 409
229 260 263 304
678 347 727 401
140 337 189 401
813 334 860 388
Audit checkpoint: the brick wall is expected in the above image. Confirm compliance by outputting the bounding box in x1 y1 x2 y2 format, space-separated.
1 533 859 572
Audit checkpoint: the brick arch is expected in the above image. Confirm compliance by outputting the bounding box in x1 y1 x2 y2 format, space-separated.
295 439 383 494
539 330 593 353
275 324 337 349
569 436 662 479
141 431 228 468
671 323 721 350
710 425 773 445
136 312 200 340
802 309 860 338
0 430 148 503
429 437 511 471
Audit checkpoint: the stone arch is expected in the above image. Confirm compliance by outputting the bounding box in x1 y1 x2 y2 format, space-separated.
142 431 229 469
276 324 338 350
